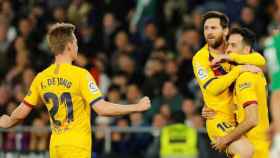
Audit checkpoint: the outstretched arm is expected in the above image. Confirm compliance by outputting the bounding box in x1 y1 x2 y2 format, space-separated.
93 97 151 116
81 70 151 116
0 102 33 128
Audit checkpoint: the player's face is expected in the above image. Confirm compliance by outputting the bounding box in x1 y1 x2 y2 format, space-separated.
226 34 249 54
204 18 227 49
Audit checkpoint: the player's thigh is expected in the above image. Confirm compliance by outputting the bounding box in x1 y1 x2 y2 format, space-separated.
56 145 91 158
206 118 235 142
227 137 254 158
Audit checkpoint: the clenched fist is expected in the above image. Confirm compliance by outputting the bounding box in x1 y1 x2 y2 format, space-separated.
136 97 151 112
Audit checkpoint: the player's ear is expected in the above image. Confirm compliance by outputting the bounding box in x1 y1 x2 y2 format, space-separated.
223 27 229 38
66 41 73 51
244 45 251 54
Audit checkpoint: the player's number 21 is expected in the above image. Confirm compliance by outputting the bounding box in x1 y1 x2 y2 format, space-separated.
44 92 74 126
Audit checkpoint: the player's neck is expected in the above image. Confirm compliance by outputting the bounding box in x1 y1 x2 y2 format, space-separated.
54 54 73 65
208 42 226 54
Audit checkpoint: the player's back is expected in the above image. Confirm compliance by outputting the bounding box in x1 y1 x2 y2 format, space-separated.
234 72 269 142
234 72 270 158
251 73 269 141
24 63 103 150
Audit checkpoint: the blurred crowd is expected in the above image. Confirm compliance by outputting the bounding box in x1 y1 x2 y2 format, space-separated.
0 0 279 157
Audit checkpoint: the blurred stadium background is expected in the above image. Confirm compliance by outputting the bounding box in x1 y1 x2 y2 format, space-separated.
0 0 279 158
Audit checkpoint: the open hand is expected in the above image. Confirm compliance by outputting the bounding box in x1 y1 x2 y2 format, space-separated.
0 115 10 128
201 106 216 119
212 136 229 152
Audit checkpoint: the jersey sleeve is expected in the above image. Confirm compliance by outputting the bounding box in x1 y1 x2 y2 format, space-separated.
235 72 258 108
193 56 242 95
228 52 266 67
23 74 41 107
80 70 103 107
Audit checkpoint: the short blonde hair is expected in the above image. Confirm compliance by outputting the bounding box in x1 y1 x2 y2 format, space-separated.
47 23 76 55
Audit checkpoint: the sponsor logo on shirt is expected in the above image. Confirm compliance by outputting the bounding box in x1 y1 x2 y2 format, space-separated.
239 82 251 90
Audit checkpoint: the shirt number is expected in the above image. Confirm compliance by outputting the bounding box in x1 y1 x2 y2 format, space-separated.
216 122 233 132
44 92 74 126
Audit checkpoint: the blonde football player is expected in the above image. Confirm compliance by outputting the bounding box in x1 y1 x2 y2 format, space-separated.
0 23 151 158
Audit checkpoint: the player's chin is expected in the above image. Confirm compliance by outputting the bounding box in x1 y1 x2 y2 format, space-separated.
207 40 216 46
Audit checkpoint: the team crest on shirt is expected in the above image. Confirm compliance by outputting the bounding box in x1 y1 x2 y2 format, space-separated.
239 82 251 90
88 80 98 93
197 67 208 80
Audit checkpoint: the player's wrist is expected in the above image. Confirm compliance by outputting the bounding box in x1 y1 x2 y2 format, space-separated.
222 54 231 61
223 135 233 145
134 104 142 112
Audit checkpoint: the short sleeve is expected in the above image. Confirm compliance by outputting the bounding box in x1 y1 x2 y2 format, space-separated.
235 73 258 108
80 70 103 106
23 74 41 107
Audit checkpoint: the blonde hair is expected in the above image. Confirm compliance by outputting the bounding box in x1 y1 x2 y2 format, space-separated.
47 23 76 55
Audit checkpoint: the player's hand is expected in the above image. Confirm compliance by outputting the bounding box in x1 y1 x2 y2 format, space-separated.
136 97 151 112
212 136 229 152
0 115 10 128
201 106 216 120
240 64 262 73
211 54 231 66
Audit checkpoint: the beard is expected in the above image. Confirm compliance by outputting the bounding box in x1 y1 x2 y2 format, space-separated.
207 35 224 49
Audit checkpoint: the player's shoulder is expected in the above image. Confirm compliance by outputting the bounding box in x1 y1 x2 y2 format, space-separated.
39 64 56 75
33 67 49 81
193 45 209 63
237 72 259 83
68 65 89 75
